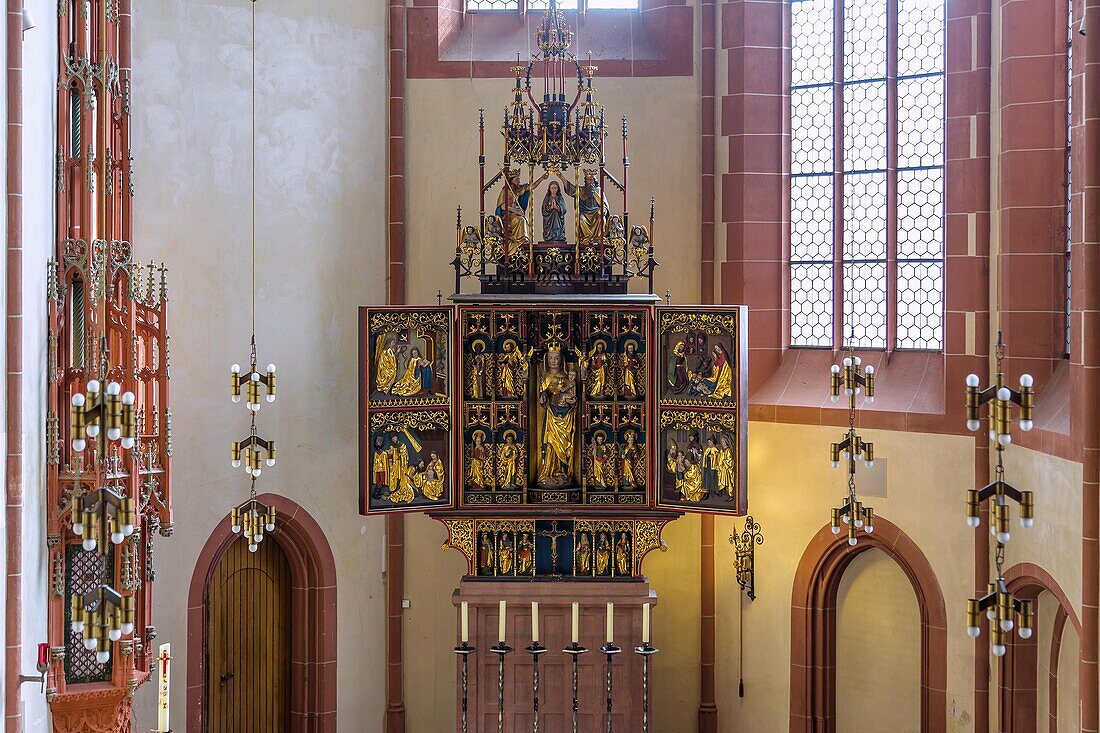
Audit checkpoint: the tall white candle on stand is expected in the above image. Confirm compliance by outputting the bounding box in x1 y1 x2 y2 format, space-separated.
606 602 614 644
156 643 171 732
498 600 507 643
460 601 469 643
642 602 651 644
531 601 539 643
571 602 579 644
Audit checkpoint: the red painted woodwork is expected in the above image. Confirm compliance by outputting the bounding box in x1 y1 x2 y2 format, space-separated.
453 580 656 731
46 0 172 727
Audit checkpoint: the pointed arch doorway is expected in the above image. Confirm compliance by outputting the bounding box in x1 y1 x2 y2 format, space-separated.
188 494 338 732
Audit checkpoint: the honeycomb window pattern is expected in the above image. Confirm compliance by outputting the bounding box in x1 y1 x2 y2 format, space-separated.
467 0 520 9
788 0 945 351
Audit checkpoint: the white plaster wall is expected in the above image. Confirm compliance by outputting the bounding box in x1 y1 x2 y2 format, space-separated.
129 0 387 729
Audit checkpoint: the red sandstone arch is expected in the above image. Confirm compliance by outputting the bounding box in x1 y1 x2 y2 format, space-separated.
187 494 338 732
790 518 948 732
998 563 1082 733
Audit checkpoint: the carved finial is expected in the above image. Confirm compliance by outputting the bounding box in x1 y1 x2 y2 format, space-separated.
665 289 671 305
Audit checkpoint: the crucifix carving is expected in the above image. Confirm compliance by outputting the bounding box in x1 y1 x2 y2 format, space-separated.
537 521 570 575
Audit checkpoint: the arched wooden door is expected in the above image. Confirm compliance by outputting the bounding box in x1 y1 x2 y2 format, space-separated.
206 538 291 733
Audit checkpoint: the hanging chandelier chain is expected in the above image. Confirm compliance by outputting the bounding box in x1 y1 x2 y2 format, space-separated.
251 0 258 340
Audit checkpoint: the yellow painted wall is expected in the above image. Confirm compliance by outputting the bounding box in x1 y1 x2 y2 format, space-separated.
1058 622 1080 732
836 549 921 733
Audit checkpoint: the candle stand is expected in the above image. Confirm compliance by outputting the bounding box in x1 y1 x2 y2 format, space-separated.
489 642 513 733
453 641 476 733
563 642 589 733
599 642 622 733
633 642 659 733
524 642 548 733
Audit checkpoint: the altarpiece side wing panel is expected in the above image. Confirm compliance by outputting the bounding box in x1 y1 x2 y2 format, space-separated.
360 306 456 514
655 306 749 515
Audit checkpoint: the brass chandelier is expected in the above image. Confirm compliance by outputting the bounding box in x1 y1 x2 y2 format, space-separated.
828 348 876 545
226 0 278 552
964 336 1036 655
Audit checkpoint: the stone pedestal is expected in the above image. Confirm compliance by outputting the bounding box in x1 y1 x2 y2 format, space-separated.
453 580 657 732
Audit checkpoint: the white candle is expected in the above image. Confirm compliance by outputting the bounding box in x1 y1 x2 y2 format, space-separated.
531 601 539 643
498 600 507 643
606 602 614 644
460 601 469 643
156 643 171 732
571 602 580 644
642 603 651 644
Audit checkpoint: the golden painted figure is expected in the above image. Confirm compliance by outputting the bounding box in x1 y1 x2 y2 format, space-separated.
495 169 548 255
595 532 612 575
717 434 736 501
375 336 399 394
392 347 435 397
421 451 446 501
620 430 639 489
701 436 720 495
589 433 613 489
386 435 413 503
621 340 643 399
498 340 533 398
666 441 683 494
517 533 534 575
691 343 733 399
558 170 608 244
667 340 689 394
585 341 611 398
468 431 490 489
615 533 630 576
680 455 705 502
497 433 520 489
536 347 580 488
575 532 592 575
372 435 389 493
479 534 495 576
468 347 488 399
499 534 515 575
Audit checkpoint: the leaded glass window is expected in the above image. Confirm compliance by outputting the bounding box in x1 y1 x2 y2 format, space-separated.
789 0 945 350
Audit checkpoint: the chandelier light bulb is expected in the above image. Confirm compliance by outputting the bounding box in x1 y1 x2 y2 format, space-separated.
864 524 874 534
831 365 840 374
82 538 96 552
847 537 857 546
71 620 84 634
121 436 135 449
864 395 873 404
232 459 241 468
107 427 121 441
843 357 852 367
251 468 262 478
853 357 861 366
122 523 134 536
986 608 996 620
72 521 84 535
830 461 839 468
71 393 85 407
967 626 981 639
988 428 996 442
122 391 135 405
248 543 258 553
829 394 839 404
967 419 980 431
845 388 853 396
231 523 242 534
265 458 275 467
992 645 1006 657
249 402 261 412
232 364 241 373
111 532 124 545
72 438 86 452
87 380 101 394
854 518 864 528
83 638 97 651
96 651 110 664
998 433 1012 446
1018 627 1032 639
831 525 841 535
1020 374 1033 387
267 394 276 403
1020 517 1034 528
121 622 134 635
966 517 980 528
1020 419 1033 432
108 628 122 642
996 387 1011 402
841 514 850 524
265 522 275 532
966 374 980 387
86 424 100 438
106 381 121 396
864 459 874 468
266 364 276 373
250 372 260 382
997 531 1010 543
1000 618 1014 632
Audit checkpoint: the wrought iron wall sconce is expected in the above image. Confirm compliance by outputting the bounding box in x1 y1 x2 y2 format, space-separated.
729 516 763 601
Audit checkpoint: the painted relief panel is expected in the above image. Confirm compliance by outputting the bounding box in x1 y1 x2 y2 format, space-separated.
656 307 748 514
360 307 455 513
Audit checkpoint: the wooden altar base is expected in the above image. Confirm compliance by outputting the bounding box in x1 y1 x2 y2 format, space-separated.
454 579 657 732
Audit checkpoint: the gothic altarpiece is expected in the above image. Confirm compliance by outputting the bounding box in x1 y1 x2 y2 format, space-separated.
360 3 747 728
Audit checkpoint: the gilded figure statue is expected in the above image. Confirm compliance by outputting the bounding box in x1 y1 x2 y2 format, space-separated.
496 169 549 255
595 532 611 575
667 340 689 394
680 454 705 502
621 340 643 398
535 346 581 488
468 430 490 489
689 343 733 399
497 433 520 489
468 346 488 399
701 436 719 496
558 170 608 244
717 434 736 501
620 430 640 489
615 533 630 576
575 532 592 575
584 341 612 398
375 336 399 394
479 534 495 575
498 340 533 398
499 534 515 575
589 433 613 489
392 347 435 397
517 533 534 575
420 451 446 501
386 435 413 503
